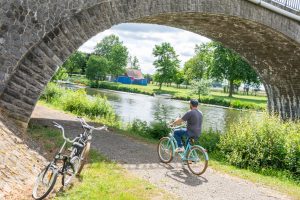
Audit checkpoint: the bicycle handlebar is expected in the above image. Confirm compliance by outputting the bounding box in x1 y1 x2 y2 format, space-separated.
53 121 77 143
77 117 108 132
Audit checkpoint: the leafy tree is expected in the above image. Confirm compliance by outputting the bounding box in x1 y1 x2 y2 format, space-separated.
52 67 68 81
86 55 109 85
152 42 180 90
63 51 88 75
174 70 185 88
183 56 207 86
190 79 212 100
206 42 260 97
94 34 129 76
131 56 140 70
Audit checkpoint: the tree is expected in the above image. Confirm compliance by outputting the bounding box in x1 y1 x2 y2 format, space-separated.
183 56 207 85
131 56 140 69
63 51 88 75
94 34 129 77
52 67 68 81
152 42 180 90
206 42 260 97
190 79 212 100
174 70 185 88
86 55 109 85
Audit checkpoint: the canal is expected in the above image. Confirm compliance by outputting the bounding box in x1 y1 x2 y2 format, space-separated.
86 88 259 132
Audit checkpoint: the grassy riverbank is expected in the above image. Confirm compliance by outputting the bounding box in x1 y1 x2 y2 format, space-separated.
63 75 267 110
27 123 171 200
93 81 267 111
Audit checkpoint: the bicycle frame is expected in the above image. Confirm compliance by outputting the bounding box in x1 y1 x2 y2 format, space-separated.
167 127 209 161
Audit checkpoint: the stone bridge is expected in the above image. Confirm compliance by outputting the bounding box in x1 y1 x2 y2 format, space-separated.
0 0 300 128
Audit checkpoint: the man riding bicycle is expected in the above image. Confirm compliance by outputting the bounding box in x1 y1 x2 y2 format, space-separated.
171 99 203 153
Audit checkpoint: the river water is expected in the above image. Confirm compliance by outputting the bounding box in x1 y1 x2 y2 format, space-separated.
86 88 259 132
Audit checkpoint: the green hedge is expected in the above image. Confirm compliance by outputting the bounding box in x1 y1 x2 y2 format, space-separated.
91 82 153 96
173 95 264 111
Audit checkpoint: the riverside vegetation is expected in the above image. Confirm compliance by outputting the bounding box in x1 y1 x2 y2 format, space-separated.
89 80 266 111
40 83 300 198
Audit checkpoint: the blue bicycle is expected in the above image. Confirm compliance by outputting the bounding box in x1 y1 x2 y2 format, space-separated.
157 125 209 175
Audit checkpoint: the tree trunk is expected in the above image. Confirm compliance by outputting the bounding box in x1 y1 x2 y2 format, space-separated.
229 80 234 97
159 82 162 90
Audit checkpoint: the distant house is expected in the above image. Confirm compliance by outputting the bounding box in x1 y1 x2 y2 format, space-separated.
116 68 147 86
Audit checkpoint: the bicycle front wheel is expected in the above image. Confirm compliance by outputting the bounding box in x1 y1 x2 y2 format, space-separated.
157 137 174 163
32 164 58 200
187 146 208 175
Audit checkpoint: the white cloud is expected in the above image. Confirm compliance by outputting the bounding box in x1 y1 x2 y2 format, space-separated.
78 23 211 74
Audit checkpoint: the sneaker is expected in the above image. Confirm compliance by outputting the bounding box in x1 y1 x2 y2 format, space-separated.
175 147 185 153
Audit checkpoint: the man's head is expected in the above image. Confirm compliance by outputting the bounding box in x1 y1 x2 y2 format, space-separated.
189 99 199 109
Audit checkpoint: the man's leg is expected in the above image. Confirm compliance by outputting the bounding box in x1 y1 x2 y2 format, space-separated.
174 128 187 148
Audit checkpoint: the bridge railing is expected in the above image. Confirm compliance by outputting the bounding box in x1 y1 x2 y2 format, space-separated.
262 0 300 12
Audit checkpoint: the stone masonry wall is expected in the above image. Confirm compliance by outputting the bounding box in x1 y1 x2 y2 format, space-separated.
0 114 46 199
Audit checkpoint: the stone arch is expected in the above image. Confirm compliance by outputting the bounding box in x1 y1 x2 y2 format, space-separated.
0 0 300 128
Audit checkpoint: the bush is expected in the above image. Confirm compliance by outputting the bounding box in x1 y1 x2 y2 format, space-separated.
41 83 119 127
285 128 300 179
127 119 170 139
198 129 221 152
128 119 149 138
218 113 300 181
40 82 63 103
148 121 170 139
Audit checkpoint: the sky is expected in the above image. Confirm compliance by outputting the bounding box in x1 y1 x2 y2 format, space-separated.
78 23 211 75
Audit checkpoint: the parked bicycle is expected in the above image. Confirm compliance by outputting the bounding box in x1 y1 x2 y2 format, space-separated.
32 117 107 200
157 124 209 175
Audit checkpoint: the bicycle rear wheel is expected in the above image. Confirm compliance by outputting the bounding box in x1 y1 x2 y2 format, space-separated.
32 164 58 200
62 156 80 186
157 137 174 163
187 146 208 175
77 141 90 175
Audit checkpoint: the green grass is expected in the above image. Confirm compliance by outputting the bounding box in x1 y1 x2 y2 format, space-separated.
27 123 172 200
94 81 267 110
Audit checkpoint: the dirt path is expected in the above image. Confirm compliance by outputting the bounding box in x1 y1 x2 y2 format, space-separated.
31 105 291 200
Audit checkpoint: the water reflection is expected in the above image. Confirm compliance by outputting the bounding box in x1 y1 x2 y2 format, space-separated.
86 88 258 132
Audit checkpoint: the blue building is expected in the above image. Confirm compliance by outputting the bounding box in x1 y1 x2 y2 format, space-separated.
116 69 147 86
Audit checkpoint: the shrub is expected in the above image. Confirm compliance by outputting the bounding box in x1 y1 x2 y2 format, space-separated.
128 119 149 138
198 129 221 152
285 128 300 179
148 121 170 139
218 113 300 181
40 82 63 103
127 119 170 139
41 83 119 127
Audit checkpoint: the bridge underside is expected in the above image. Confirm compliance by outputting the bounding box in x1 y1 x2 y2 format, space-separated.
0 0 300 128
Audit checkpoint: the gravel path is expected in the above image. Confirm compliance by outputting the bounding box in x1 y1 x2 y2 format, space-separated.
31 105 291 200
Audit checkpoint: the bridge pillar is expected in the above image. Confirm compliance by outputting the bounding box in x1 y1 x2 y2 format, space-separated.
265 84 300 120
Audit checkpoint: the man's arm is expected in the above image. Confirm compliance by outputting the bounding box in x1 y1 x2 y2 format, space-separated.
171 111 190 126
172 118 184 126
